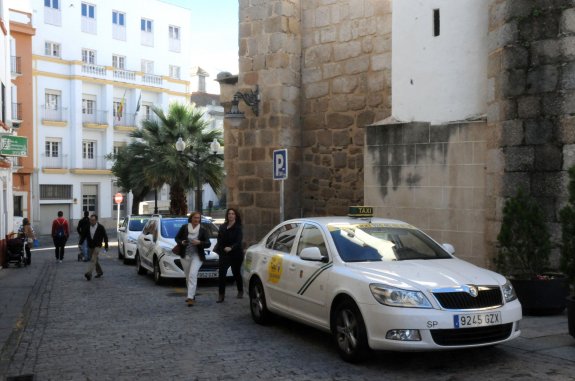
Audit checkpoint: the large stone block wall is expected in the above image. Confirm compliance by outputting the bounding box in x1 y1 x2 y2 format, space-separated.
364 121 488 266
486 0 575 265
300 0 392 216
229 0 303 245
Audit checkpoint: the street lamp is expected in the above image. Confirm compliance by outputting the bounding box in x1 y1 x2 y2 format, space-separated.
175 137 221 214
224 85 260 127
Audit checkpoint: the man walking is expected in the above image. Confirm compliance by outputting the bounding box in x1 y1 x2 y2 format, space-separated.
77 210 90 261
79 214 109 281
51 211 69 262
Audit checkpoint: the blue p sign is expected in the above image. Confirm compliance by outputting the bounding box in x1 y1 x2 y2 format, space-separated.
273 149 288 180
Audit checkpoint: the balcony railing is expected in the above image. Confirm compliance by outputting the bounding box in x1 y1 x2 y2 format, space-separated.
44 6 61 26
142 73 162 86
169 38 181 53
81 17 97 34
11 56 21 75
12 103 22 121
82 155 107 170
141 31 154 47
41 154 68 169
42 106 68 122
113 24 126 41
82 63 106 77
114 112 136 127
82 110 108 125
113 69 136 81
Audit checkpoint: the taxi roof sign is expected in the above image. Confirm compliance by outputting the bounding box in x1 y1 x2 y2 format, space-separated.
348 206 374 218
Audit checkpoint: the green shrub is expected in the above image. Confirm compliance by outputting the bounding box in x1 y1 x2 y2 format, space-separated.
496 188 551 279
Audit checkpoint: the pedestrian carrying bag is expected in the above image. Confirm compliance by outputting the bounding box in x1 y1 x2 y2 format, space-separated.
172 244 180 255
56 221 65 239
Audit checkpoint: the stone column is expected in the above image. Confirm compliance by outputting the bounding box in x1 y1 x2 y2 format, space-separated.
486 0 575 265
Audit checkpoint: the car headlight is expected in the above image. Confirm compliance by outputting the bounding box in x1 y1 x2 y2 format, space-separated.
369 284 432 308
127 237 138 244
501 280 517 303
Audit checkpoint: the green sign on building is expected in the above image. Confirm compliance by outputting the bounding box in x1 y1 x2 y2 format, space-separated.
0 135 28 157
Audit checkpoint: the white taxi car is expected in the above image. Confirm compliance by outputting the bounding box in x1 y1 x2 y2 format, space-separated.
117 215 151 264
243 211 522 362
136 215 221 284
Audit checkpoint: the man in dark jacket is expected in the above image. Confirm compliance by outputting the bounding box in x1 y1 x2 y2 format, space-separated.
77 210 90 261
79 214 109 281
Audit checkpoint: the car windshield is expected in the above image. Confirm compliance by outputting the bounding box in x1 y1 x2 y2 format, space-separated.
160 218 187 238
328 223 452 262
128 218 149 231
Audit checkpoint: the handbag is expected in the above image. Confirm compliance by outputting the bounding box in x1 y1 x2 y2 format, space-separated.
213 243 221 255
172 244 181 255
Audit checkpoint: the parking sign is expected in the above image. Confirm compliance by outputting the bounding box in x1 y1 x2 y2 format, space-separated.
273 149 288 180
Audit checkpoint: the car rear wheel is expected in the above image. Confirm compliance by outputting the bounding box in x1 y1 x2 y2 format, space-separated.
249 278 271 325
153 258 163 285
136 253 147 275
332 299 369 363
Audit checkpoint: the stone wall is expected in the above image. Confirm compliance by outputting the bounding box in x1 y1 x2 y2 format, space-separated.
300 0 392 216
364 121 488 266
486 0 575 265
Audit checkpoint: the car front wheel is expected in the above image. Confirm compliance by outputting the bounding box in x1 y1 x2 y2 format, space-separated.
153 258 163 285
136 252 147 275
332 299 369 363
249 278 271 325
118 242 124 259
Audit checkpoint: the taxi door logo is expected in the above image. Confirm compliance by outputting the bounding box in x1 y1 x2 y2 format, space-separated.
268 255 283 284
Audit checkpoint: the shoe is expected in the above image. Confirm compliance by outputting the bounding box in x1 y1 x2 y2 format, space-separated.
95 273 103 278
186 298 195 306
216 294 224 303
85 273 91 281
59 260 63 263
237 291 244 299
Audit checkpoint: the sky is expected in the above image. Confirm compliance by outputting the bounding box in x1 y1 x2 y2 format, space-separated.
161 0 239 94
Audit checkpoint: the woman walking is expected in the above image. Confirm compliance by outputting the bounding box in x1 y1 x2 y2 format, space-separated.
20 218 35 265
175 212 211 306
215 208 243 303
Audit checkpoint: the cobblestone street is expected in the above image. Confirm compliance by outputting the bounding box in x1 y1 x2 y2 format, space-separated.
1 237 574 380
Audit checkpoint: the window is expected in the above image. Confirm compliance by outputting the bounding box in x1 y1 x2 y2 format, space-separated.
82 184 98 213
81 3 96 34
297 224 328 257
82 98 95 115
433 9 440 37
81 49 96 64
44 0 59 9
81 3 95 18
169 25 180 40
169 65 180 79
141 60 154 74
265 223 300 253
142 102 153 120
83 141 95 159
44 41 61 57
45 91 60 110
141 18 152 32
45 139 60 157
112 10 125 26
40 184 72 200
112 55 125 69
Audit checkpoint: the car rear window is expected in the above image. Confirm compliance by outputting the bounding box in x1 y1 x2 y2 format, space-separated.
161 218 187 238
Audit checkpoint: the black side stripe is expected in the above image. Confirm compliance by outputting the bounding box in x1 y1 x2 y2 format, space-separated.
297 263 333 295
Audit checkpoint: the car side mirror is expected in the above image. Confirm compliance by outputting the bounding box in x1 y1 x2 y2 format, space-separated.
442 243 455 255
118 227 126 232
300 247 327 262
143 233 154 242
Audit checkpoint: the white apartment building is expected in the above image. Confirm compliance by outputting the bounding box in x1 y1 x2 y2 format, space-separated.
31 0 191 232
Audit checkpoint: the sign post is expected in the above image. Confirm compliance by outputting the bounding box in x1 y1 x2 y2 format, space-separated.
0 135 28 156
114 192 123 228
273 149 288 222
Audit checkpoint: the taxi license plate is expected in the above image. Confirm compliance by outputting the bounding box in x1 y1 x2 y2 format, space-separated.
453 311 501 328
198 271 218 279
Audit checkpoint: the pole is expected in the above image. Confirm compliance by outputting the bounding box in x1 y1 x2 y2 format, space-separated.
117 201 120 228
280 179 284 222
154 188 158 214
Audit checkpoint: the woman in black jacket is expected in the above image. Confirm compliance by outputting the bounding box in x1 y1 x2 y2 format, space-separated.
216 208 243 303
175 212 211 306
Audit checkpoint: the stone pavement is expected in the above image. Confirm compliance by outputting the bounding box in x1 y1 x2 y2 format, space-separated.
0 231 574 380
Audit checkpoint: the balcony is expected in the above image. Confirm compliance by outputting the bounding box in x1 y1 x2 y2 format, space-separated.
41 154 68 169
169 38 181 53
82 64 106 77
113 69 136 82
82 155 107 170
11 56 21 76
141 31 154 47
81 17 97 34
82 110 108 127
44 6 61 26
114 112 137 128
142 73 162 86
113 24 126 41
42 106 68 125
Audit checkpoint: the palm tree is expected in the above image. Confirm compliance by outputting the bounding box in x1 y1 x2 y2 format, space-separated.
110 102 223 215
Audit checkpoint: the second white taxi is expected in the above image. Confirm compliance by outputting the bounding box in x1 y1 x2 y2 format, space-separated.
242 210 522 362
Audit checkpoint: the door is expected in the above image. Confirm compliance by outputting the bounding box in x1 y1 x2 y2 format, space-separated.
284 223 331 326
39 204 71 235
